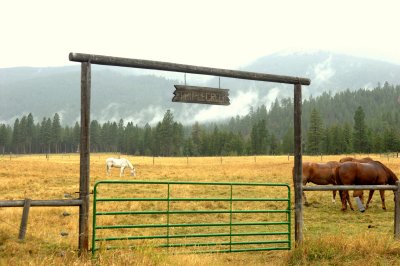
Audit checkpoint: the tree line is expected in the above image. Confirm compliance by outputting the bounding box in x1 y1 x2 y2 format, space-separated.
1 83 399 156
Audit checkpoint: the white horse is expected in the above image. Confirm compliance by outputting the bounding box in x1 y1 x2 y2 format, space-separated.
106 158 136 177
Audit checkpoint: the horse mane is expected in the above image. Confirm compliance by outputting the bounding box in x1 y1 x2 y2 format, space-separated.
373 160 398 183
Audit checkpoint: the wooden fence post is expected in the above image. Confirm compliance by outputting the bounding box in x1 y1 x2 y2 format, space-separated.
294 83 303 246
18 198 31 240
79 62 91 255
395 181 400 239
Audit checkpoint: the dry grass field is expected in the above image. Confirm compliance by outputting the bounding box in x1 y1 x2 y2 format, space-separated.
0 154 400 265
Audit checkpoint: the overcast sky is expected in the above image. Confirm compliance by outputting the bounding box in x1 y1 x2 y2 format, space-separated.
1 0 400 69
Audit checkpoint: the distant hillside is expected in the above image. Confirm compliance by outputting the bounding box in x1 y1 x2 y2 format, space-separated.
220 50 400 99
1 51 400 125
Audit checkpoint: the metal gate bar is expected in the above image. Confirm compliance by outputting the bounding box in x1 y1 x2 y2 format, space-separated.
92 180 291 254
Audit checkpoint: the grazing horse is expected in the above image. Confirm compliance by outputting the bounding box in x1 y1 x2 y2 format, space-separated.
106 158 136 177
294 161 340 206
339 157 374 202
335 161 398 211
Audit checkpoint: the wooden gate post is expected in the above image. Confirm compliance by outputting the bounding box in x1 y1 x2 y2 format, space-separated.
395 181 400 239
294 83 303 246
69 52 312 252
79 62 91 254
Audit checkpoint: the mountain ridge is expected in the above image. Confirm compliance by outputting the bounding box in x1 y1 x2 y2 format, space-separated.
1 50 400 125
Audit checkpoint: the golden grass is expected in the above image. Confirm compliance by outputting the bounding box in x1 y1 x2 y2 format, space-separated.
0 153 400 265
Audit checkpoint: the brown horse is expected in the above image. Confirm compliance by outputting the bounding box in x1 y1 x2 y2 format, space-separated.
339 157 374 202
335 161 398 211
294 161 340 206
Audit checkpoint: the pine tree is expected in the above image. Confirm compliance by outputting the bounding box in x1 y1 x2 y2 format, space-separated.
12 118 20 153
210 126 220 155
270 133 279 155
329 124 343 154
52 113 62 153
26 113 35 153
191 122 202 156
343 123 352 153
143 123 153 155
183 138 194 156
237 132 246 155
158 110 174 156
371 130 384 153
172 122 184 156
383 127 397 152
90 120 101 152
282 127 294 155
109 122 118 152
307 108 323 155
250 119 269 154
124 122 135 155
321 127 332 154
72 122 80 152
117 119 125 153
0 124 9 154
199 130 210 155
44 118 52 154
353 106 368 153
19 116 28 153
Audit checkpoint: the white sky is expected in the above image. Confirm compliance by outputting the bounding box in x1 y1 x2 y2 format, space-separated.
1 0 400 69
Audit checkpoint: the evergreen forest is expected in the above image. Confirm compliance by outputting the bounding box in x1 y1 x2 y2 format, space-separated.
1 83 399 156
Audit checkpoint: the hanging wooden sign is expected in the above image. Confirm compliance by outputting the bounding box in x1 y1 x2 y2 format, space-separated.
172 85 230 105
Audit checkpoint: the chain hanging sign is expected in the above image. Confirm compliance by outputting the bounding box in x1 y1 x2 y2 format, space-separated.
172 85 230 105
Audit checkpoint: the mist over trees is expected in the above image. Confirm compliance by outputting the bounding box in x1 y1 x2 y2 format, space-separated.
1 83 399 156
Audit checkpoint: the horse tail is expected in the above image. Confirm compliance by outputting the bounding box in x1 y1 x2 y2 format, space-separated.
374 160 398 183
334 164 342 185
106 158 112 175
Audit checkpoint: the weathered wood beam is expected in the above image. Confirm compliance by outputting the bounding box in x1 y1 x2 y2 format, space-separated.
303 185 398 191
0 199 83 207
69 52 311 85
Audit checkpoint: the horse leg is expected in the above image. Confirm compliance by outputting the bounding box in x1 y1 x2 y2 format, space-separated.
302 181 310 206
353 190 363 202
106 165 110 176
379 190 386 210
120 167 124 177
302 191 310 206
341 190 348 211
360 190 364 204
332 190 336 204
346 191 354 211
341 190 354 211
365 190 375 209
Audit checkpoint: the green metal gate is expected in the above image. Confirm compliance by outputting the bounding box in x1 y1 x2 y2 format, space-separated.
92 180 291 254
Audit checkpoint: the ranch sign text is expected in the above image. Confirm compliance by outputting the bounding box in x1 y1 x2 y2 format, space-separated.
172 85 230 105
